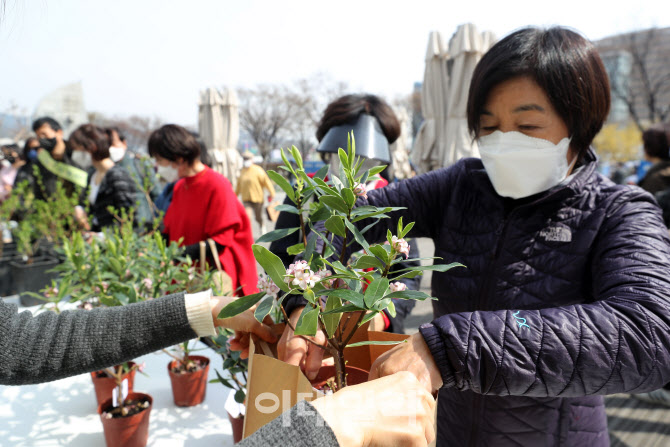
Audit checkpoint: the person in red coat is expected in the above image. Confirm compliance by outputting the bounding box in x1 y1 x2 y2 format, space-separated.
149 124 258 296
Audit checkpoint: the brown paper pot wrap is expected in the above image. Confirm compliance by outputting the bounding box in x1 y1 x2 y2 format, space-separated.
98 392 152 447
242 316 409 440
91 362 136 406
167 355 210 407
310 364 369 390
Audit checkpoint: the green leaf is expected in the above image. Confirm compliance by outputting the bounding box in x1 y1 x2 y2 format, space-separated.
252 244 291 292
384 290 433 300
304 232 317 263
294 306 319 336
255 227 299 243
367 165 386 177
274 204 300 214
218 292 266 319
310 203 332 222
345 339 406 348
342 188 356 209
287 243 305 256
323 295 342 338
254 296 275 322
113 292 129 306
314 164 329 180
387 300 396 318
368 244 390 264
338 147 349 170
319 195 349 214
280 148 296 176
401 222 415 238
321 303 365 315
352 255 385 270
326 289 366 308
291 146 303 170
397 216 404 238
343 219 370 253
392 262 466 276
352 207 405 223
214 370 234 388
364 277 389 308
267 171 295 203
235 389 246 404
360 311 380 325
325 215 347 237
313 177 340 197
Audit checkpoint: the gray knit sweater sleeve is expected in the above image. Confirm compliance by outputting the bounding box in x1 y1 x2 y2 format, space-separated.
239 401 339 447
0 293 197 385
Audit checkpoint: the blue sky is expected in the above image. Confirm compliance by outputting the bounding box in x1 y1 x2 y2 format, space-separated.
1 0 669 126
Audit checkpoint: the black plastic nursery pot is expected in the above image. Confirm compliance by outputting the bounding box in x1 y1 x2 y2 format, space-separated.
9 256 60 306
0 243 17 297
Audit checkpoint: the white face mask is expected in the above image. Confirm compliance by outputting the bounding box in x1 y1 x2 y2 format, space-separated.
1 159 10 169
109 146 126 162
157 164 180 183
243 159 253 168
72 150 93 169
478 131 575 199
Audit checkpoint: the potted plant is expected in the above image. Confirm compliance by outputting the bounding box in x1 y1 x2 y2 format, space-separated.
98 388 153 447
164 340 211 407
220 136 463 390
208 327 249 443
6 181 78 305
91 362 144 407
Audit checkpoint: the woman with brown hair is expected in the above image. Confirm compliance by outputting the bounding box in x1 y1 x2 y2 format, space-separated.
69 124 137 231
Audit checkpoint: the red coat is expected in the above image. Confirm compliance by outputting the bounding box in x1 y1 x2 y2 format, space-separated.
164 167 258 296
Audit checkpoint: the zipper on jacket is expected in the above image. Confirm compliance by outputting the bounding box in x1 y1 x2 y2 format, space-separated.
476 214 512 311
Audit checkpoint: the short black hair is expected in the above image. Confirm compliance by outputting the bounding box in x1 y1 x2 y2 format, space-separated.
148 124 201 164
316 94 401 144
467 26 611 158
643 126 670 160
68 124 111 161
32 116 62 132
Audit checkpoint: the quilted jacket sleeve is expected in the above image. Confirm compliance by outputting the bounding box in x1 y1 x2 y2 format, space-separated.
420 189 670 397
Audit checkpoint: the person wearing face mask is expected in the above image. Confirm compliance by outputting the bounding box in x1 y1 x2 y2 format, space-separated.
149 124 257 297
271 94 422 335
0 143 26 202
277 27 670 447
14 117 87 202
235 150 275 235
69 124 137 232
106 127 162 230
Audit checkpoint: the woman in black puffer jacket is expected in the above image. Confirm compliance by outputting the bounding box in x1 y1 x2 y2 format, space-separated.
69 124 137 231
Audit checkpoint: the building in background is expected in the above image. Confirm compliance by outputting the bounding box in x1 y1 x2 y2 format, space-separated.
33 81 87 138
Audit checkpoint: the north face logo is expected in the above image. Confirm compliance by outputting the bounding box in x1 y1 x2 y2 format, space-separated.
539 225 572 242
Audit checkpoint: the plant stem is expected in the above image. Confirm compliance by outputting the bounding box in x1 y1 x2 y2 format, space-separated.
341 312 367 348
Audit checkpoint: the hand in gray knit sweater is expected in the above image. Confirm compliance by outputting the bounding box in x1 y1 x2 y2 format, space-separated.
0 293 196 385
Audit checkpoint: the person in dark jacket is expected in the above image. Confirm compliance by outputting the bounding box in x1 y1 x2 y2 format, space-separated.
14 117 87 201
279 26 670 447
638 124 670 195
270 94 421 334
108 127 162 230
68 124 137 232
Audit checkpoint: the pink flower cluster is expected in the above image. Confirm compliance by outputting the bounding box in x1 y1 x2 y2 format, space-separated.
285 260 322 290
353 182 368 199
390 236 410 258
389 282 407 293
142 278 153 290
257 274 280 297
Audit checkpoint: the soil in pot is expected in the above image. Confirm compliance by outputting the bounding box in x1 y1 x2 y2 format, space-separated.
227 412 245 444
91 362 136 406
310 364 369 392
167 355 210 407
9 256 60 306
98 392 152 447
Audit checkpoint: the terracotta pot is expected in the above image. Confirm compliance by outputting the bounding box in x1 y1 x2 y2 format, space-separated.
310 364 369 390
227 412 245 444
98 392 152 447
167 355 210 407
91 362 136 406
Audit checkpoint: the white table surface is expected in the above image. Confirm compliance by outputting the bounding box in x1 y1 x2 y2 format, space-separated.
0 295 236 447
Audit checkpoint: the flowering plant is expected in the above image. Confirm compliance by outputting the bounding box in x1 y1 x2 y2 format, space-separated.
219 134 463 390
